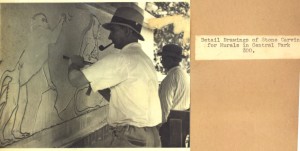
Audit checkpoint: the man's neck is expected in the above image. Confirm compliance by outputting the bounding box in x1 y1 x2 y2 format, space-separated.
120 38 138 49
121 41 139 50
166 65 180 73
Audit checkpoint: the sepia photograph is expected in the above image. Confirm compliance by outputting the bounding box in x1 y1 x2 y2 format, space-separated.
0 1 190 148
1 0 300 150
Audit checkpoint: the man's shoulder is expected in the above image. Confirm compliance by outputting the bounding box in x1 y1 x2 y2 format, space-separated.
103 52 126 60
168 66 189 79
169 66 183 74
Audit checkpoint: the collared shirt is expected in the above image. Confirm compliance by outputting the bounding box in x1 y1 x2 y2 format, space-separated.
159 66 190 123
82 42 162 127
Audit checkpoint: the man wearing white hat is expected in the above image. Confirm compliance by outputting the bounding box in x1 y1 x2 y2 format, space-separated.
68 7 162 147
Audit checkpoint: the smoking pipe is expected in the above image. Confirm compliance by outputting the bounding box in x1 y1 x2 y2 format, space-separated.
99 43 113 51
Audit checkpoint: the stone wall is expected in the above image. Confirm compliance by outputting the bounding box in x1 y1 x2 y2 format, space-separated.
0 3 154 147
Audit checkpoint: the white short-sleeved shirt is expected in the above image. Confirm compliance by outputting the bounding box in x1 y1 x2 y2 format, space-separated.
159 66 190 123
82 42 162 127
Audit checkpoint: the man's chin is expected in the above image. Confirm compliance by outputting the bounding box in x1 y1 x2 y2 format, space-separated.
114 45 121 49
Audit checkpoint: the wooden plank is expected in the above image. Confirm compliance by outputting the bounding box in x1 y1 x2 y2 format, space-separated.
169 119 182 147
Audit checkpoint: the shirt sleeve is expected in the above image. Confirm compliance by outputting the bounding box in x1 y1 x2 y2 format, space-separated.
82 53 128 91
159 73 177 123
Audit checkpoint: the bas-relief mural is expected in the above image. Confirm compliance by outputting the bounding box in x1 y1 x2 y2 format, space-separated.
80 14 102 62
0 12 66 145
0 4 109 146
60 13 107 117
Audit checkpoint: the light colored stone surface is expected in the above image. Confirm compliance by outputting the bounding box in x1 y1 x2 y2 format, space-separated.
0 3 155 147
6 106 108 147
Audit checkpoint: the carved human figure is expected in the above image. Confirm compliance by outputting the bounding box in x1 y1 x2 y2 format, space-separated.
75 14 104 113
0 13 66 145
80 14 101 63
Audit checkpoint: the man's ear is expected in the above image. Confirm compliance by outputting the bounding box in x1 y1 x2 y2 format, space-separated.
124 27 133 36
123 27 139 40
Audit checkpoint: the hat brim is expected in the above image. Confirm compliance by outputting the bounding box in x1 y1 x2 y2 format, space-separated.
157 52 186 58
103 22 145 41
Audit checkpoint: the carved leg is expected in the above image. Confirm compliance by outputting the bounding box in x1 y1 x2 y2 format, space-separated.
12 85 30 139
0 82 18 145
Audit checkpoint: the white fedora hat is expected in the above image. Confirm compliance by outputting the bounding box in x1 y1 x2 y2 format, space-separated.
102 7 145 41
